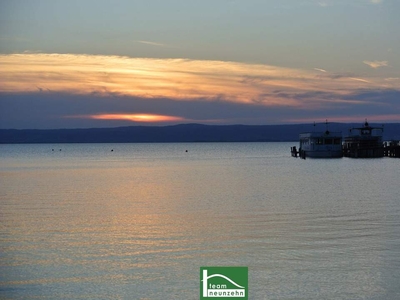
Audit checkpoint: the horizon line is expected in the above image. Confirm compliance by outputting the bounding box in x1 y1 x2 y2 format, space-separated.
1 121 400 131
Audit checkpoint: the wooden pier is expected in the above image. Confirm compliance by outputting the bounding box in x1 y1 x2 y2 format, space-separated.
384 141 400 158
291 146 298 157
291 146 306 159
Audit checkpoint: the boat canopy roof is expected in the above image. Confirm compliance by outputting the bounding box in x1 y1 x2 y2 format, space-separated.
300 131 342 138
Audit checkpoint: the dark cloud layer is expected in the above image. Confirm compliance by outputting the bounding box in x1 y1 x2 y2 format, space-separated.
1 89 399 129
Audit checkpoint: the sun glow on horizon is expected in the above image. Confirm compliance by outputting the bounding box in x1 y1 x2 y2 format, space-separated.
86 113 184 123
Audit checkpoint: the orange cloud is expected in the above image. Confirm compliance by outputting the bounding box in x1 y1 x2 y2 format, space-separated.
87 113 184 122
0 53 398 110
363 60 388 69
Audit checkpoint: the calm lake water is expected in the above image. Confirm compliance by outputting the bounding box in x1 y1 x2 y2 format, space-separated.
1 143 399 300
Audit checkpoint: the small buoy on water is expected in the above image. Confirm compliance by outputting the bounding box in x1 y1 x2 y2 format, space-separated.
111 149 113 152
185 150 188 152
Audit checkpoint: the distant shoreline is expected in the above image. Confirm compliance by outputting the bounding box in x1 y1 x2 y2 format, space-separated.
1 123 400 144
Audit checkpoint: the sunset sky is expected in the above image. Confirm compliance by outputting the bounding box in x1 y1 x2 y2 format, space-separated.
1 0 399 128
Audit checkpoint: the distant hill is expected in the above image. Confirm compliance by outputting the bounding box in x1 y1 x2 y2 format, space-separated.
1 123 399 144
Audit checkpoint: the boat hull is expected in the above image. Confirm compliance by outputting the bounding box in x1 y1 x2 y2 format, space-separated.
304 150 343 158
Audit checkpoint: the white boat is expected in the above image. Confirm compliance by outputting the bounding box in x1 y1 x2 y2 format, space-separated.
298 131 343 158
292 122 343 158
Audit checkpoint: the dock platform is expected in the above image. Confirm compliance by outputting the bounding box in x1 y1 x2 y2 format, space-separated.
384 141 400 158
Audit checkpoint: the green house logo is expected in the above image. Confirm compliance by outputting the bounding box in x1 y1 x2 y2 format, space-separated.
200 267 248 299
